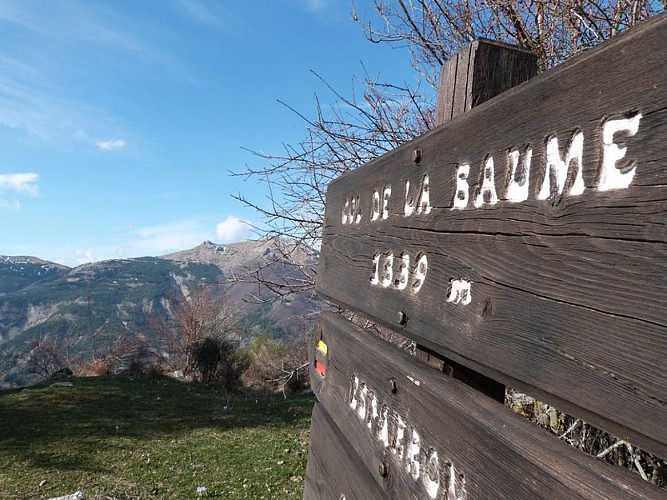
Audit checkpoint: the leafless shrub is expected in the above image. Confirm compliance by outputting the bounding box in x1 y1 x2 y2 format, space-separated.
25 327 84 380
506 388 666 487
241 333 310 397
81 358 113 377
151 287 238 376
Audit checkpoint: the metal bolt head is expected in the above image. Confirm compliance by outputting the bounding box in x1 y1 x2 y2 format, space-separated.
412 148 422 163
379 462 389 478
398 310 408 326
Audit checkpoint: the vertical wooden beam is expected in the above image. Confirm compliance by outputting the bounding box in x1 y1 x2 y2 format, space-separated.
435 39 538 126
419 39 538 402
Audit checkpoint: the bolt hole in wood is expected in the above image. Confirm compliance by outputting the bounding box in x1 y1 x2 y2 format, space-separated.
390 378 398 394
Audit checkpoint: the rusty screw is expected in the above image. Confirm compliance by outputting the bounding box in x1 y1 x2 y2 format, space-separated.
389 378 397 394
412 147 422 163
379 462 389 478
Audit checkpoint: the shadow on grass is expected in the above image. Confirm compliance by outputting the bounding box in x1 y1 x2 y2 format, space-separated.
0 375 315 470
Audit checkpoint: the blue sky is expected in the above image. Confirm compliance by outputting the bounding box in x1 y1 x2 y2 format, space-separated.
0 0 417 267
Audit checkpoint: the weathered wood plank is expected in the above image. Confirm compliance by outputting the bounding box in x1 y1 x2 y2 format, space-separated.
436 39 538 126
304 402 387 500
430 39 538 401
310 313 662 499
317 14 667 457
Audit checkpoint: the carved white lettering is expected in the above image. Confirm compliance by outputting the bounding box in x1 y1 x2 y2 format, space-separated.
423 449 441 499
341 198 350 224
452 164 470 210
417 175 432 214
377 405 389 448
392 415 407 460
357 382 367 419
537 130 585 200
370 254 381 286
412 254 428 294
447 462 465 500
349 375 359 411
341 195 362 224
354 195 362 223
371 252 428 294
404 177 430 215
474 156 498 207
343 115 643 224
404 179 414 216
447 279 472 305
598 113 642 191
395 253 410 290
371 190 380 221
382 186 392 220
349 376 466 499
505 147 532 202
381 252 394 288
407 428 421 480
367 391 378 429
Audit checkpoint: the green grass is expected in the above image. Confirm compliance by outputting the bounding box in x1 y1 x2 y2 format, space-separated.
0 376 315 499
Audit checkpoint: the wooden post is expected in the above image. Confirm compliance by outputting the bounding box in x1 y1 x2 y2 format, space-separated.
416 40 537 402
435 39 538 126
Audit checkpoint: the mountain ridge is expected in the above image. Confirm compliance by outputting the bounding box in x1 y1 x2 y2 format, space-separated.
0 239 320 388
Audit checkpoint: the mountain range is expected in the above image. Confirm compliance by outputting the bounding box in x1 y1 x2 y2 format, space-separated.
0 239 320 387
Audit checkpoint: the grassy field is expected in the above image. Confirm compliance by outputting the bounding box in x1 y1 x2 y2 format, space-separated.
0 375 315 499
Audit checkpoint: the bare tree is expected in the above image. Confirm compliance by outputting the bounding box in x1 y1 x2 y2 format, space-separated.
25 325 84 380
358 0 662 77
234 0 663 295
153 287 237 377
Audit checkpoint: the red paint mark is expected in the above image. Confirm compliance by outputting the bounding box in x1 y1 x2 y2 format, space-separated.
314 360 326 377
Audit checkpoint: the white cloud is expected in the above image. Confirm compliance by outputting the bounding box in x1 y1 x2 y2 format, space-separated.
28 215 252 267
216 215 251 243
74 247 94 266
0 172 39 209
127 220 211 255
116 216 250 258
96 139 126 151
0 172 39 196
0 199 21 210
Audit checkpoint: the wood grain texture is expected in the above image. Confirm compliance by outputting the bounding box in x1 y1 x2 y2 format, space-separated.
308 313 662 499
304 403 387 500
436 40 538 126
317 14 667 458
429 39 538 401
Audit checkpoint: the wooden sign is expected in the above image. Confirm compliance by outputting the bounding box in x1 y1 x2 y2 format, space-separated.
305 403 387 500
306 313 659 499
316 13 667 460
